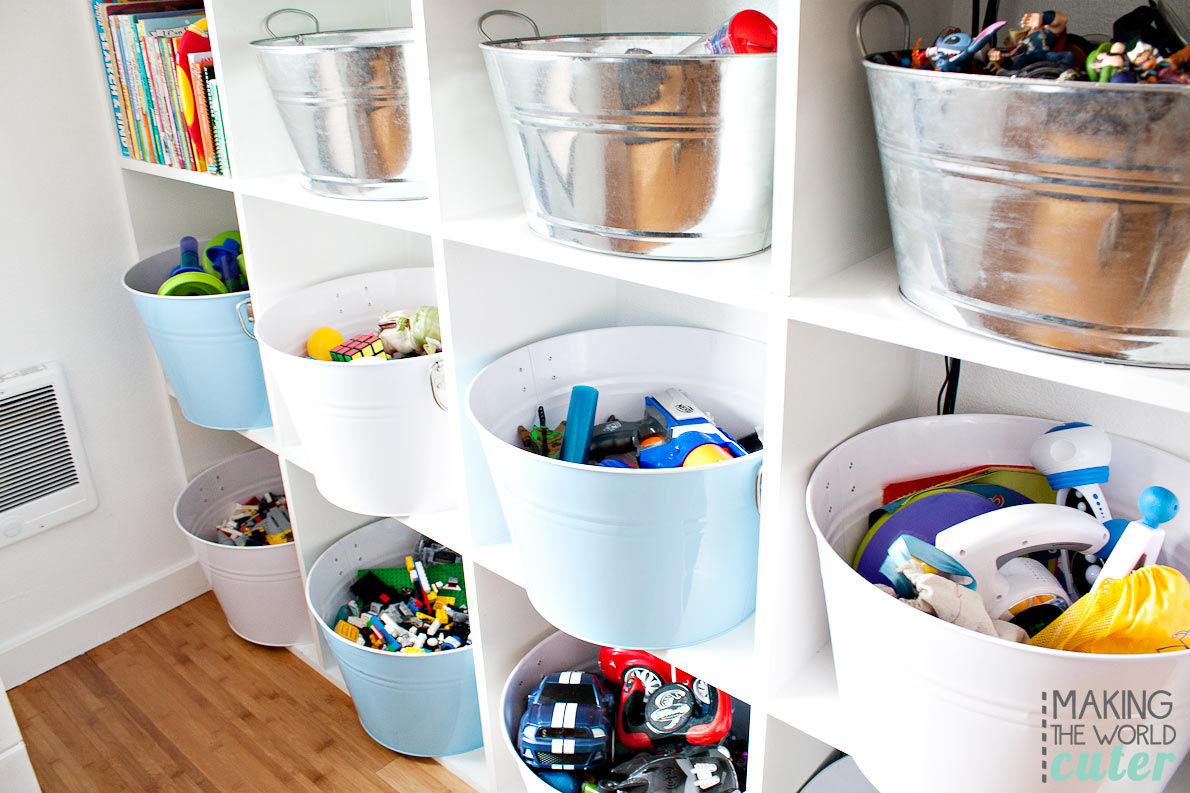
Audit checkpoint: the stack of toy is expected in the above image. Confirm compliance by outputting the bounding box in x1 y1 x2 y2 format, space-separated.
212 491 291 546
517 647 747 793
305 305 441 363
518 386 762 470
852 421 1190 653
156 232 248 296
326 538 470 653
875 6 1190 84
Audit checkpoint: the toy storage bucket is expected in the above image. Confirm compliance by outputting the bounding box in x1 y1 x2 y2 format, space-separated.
252 20 424 200
174 448 311 646
467 326 765 649
502 631 601 793
305 518 482 755
255 268 453 516
807 414 1190 793
124 248 271 430
481 33 776 260
863 56 1190 367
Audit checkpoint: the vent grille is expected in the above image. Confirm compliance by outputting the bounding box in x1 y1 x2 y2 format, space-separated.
0 385 80 512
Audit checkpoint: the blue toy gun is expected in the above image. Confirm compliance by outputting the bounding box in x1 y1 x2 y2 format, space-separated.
635 388 746 469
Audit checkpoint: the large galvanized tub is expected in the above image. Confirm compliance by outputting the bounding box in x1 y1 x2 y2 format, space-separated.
865 59 1190 367
252 27 425 200
481 34 776 260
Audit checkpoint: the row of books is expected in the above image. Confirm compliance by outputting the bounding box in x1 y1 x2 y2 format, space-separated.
91 0 229 176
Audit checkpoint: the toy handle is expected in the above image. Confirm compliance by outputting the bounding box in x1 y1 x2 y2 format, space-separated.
855 0 910 58
934 504 1110 613
235 297 256 341
429 360 449 412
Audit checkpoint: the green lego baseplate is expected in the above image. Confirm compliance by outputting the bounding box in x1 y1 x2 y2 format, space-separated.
359 562 467 608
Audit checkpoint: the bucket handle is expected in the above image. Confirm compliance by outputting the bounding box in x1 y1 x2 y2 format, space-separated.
755 467 763 512
855 0 910 58
235 297 257 341
429 360 449 412
477 9 541 42
264 8 320 42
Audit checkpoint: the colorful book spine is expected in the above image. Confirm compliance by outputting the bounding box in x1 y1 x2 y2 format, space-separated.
91 1 134 156
189 53 216 174
207 75 228 176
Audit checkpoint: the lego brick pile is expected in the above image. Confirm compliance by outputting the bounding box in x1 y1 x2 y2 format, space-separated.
328 539 470 654
305 305 442 363
212 491 292 546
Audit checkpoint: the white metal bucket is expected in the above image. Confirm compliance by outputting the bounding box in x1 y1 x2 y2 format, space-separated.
807 414 1190 793
174 448 311 646
305 518 482 756
255 269 454 516
501 631 602 793
467 326 765 649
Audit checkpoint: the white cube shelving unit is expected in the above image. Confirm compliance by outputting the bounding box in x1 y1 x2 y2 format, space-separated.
90 1 1190 791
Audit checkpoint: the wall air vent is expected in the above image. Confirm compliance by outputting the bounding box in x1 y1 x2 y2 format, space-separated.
0 362 97 548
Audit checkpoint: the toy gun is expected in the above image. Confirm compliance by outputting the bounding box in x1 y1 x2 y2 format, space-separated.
589 388 747 469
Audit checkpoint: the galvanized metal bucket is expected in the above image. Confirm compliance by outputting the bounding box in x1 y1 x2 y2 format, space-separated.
252 12 424 200
481 30 776 260
864 58 1190 367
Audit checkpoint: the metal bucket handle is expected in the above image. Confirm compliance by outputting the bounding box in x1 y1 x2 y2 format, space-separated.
477 9 540 42
235 297 257 341
264 8 320 43
855 0 910 58
429 360 449 412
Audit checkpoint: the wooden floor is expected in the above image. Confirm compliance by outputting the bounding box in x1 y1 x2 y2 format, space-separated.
8 593 477 793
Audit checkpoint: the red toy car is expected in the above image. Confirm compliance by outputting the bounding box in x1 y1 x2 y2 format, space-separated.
598 647 732 750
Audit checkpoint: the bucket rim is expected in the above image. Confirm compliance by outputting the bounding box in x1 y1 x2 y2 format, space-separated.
250 26 415 49
465 324 766 476
862 55 1190 94
480 31 777 59
806 412 1190 663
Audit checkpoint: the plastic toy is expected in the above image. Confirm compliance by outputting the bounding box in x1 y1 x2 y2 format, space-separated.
1092 486 1178 590
329 333 388 362
1086 41 1128 81
596 745 740 793
560 386 600 464
598 647 732 751
926 21 1006 71
636 389 746 469
174 17 211 172
988 11 1076 71
680 10 777 55
306 327 345 361
1029 422 1113 522
377 306 441 357
517 671 615 771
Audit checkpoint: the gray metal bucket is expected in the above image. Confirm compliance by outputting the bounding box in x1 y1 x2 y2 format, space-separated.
252 26 424 200
481 34 776 260
865 58 1190 367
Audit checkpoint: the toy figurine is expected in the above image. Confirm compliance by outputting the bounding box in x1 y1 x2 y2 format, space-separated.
988 11 1075 71
1086 41 1128 82
926 22 1006 72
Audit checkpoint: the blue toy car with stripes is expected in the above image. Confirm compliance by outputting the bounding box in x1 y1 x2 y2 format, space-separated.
518 671 615 770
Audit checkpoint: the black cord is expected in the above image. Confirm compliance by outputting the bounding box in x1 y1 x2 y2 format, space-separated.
937 357 963 415
971 0 981 36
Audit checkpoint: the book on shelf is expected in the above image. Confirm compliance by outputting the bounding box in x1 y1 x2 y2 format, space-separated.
92 2 216 172
187 51 215 173
205 71 229 176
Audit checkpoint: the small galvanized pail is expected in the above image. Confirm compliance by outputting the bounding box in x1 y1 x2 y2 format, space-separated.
480 17 776 260
252 10 424 200
861 9 1190 366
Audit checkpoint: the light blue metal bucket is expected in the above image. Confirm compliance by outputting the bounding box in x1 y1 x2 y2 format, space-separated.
305 519 483 756
467 326 765 649
123 247 271 430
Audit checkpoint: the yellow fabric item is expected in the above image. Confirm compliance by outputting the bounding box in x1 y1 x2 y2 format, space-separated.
1029 565 1190 654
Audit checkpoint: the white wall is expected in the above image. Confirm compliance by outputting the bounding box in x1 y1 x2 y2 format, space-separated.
0 0 208 686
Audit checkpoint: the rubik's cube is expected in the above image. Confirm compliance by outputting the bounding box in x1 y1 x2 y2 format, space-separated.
330 333 389 362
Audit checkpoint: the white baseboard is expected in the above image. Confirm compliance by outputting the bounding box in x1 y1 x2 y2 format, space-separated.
0 559 211 688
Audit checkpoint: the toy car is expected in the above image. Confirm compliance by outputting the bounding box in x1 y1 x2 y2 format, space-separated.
518 671 615 770
598 647 732 750
596 745 740 793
